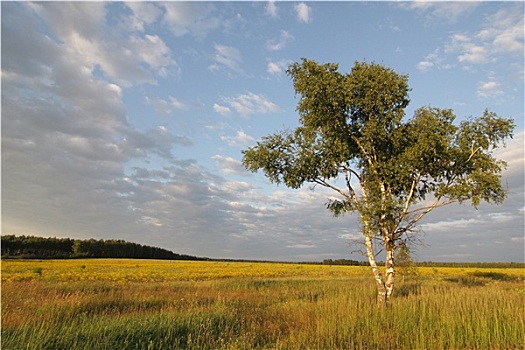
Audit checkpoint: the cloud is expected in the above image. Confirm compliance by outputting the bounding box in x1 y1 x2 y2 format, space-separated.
286 244 316 249
213 103 233 116
267 59 291 75
209 44 244 74
126 126 193 159
419 5 523 72
266 1 278 18
3 2 522 263
417 60 434 72
294 3 312 24
417 49 444 72
446 34 488 64
2 2 199 249
220 130 256 148
146 96 188 116
122 2 163 32
220 92 280 117
477 79 503 99
477 6 524 54
420 217 481 231
266 30 294 51
400 2 479 23
161 2 220 38
129 34 180 78
21 2 179 87
212 155 250 176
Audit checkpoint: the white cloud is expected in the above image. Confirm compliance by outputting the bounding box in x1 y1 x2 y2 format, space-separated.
420 5 523 72
146 95 188 116
213 103 232 116
286 244 316 249
478 7 524 54
294 3 311 24
161 2 219 38
417 50 442 72
477 79 503 99
129 34 180 78
446 34 488 64
220 130 256 148
123 2 162 32
266 30 294 51
209 44 243 74
266 1 278 18
212 155 249 176
417 60 434 72
267 61 282 75
24 2 178 87
221 92 280 116
457 45 487 64
267 59 290 75
401 2 479 23
3 2 522 263
2 2 196 245
421 217 482 232
140 216 163 227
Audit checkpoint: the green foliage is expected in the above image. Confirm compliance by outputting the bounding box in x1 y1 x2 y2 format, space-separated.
322 258 364 266
243 58 515 303
242 58 515 248
395 244 419 280
1 235 205 261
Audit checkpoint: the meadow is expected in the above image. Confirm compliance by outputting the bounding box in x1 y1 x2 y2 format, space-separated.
2 259 524 349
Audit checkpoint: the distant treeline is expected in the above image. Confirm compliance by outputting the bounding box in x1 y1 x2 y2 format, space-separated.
322 259 367 266
414 261 524 268
2 235 523 267
1 235 207 261
322 259 524 268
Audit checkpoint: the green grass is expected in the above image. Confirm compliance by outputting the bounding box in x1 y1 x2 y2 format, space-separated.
2 261 524 349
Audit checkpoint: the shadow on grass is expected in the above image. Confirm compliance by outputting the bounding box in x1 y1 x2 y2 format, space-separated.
444 272 520 287
469 271 516 281
395 283 421 297
445 276 485 287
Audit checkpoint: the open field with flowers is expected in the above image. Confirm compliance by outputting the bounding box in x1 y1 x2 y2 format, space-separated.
2 259 524 349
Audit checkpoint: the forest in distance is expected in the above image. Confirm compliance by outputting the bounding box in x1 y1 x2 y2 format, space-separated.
0 235 205 261
1 234 523 268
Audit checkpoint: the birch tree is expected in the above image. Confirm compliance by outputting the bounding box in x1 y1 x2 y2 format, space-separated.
242 59 515 303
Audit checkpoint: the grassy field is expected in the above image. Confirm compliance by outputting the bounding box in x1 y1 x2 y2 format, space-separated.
2 259 524 349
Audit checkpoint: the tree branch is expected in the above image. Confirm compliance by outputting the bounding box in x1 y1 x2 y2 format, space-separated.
350 133 374 168
403 174 420 215
342 166 359 204
314 178 353 203
403 197 456 232
466 141 482 163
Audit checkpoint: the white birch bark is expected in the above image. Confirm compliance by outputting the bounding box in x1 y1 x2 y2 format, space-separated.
364 229 387 303
384 239 395 301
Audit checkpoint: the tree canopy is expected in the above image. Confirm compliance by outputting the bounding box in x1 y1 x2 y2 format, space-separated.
1 235 206 261
242 58 515 302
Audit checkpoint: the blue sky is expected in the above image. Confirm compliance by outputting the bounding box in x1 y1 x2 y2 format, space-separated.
2 1 524 262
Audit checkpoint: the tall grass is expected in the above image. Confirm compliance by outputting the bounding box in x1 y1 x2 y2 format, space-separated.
2 260 524 349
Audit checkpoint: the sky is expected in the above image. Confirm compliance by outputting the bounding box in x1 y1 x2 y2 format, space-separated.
2 1 524 262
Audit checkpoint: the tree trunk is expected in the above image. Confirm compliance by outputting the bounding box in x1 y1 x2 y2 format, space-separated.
364 230 397 304
384 239 395 302
364 234 388 304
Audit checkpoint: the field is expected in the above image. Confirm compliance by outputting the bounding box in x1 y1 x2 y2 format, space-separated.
2 259 524 349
